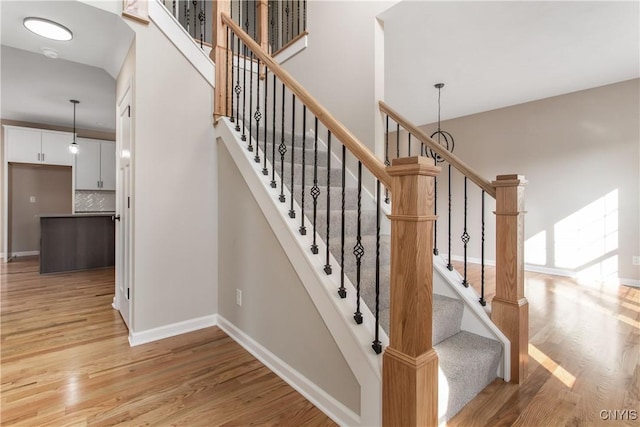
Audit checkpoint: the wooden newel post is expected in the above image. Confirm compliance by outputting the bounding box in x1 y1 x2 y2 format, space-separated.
383 157 440 427
213 1 231 121
491 174 528 383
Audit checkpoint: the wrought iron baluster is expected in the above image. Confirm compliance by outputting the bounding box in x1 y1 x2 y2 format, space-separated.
270 74 277 188
184 1 188 35
278 83 286 202
289 94 296 218
372 179 382 354
353 161 363 324
226 27 230 118
324 131 332 275
192 0 197 39
299 106 307 235
396 123 400 159
285 1 290 43
252 5 260 161
384 115 390 204
198 1 205 48
262 69 269 175
408 133 412 156
461 176 470 287
480 190 487 306
338 145 346 298
447 164 453 271
296 0 300 37
311 118 319 254
254 57 262 162
303 0 307 31
234 25 241 131
247 40 254 152
434 175 439 255
241 16 248 141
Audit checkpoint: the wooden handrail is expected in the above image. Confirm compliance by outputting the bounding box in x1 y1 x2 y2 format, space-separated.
379 100 496 199
222 13 392 189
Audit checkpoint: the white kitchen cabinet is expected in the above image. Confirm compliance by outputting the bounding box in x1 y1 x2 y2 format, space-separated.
75 138 116 190
41 132 74 166
100 142 116 190
5 126 73 166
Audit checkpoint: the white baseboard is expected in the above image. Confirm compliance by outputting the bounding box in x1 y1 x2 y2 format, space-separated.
129 314 218 346
216 315 359 427
621 278 640 288
451 255 640 287
10 250 39 257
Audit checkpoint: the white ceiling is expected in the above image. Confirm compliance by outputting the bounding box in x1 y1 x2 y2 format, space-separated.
381 1 640 125
1 0 134 132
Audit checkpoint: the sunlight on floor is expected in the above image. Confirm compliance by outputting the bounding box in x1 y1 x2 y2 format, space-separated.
528 343 576 388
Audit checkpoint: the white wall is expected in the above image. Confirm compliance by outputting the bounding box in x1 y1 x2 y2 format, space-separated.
419 80 640 284
217 143 361 415
118 18 218 333
281 1 395 154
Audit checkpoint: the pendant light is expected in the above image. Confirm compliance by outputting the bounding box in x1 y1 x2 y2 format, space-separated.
69 100 79 154
429 83 454 163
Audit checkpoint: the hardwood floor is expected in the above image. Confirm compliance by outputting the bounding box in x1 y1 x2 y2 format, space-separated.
0 257 335 426
2 257 638 426
449 261 640 427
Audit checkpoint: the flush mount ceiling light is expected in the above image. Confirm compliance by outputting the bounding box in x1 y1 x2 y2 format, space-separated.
23 17 73 41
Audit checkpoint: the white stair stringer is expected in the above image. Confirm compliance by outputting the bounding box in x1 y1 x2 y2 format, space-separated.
148 0 214 87
217 118 386 427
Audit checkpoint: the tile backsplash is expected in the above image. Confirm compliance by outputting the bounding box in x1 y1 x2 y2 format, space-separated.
75 190 116 212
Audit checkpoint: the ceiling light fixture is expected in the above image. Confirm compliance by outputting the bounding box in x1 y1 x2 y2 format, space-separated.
69 100 80 154
23 17 73 41
428 83 455 163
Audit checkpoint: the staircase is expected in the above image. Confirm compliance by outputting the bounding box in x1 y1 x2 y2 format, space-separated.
215 6 529 425
245 128 502 421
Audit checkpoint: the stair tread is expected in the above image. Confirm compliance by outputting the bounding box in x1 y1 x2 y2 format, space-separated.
434 330 502 419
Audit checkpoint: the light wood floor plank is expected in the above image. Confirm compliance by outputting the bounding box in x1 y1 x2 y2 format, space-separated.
1 257 336 426
449 261 640 426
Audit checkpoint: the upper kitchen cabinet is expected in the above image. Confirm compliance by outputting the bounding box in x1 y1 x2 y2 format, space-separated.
4 126 73 166
75 138 115 190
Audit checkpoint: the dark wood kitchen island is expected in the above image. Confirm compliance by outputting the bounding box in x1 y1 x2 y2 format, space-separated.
40 213 115 274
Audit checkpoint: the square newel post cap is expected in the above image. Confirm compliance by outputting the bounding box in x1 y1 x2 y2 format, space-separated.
388 156 441 177
493 174 527 187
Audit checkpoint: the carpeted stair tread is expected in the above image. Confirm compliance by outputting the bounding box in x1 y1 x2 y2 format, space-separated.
432 294 464 346
315 209 379 240
434 331 503 419
292 185 378 212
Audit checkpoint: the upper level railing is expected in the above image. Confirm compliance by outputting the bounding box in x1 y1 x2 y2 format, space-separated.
162 0 212 48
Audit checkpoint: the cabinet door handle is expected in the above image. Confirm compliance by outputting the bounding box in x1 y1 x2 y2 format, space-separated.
38 153 41 161
42 153 45 162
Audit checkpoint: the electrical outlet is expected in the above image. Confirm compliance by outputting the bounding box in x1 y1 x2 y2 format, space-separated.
29 196 36 203
633 256 640 266
236 289 242 306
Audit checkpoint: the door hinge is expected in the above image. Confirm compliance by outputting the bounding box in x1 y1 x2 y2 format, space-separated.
127 196 130 208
